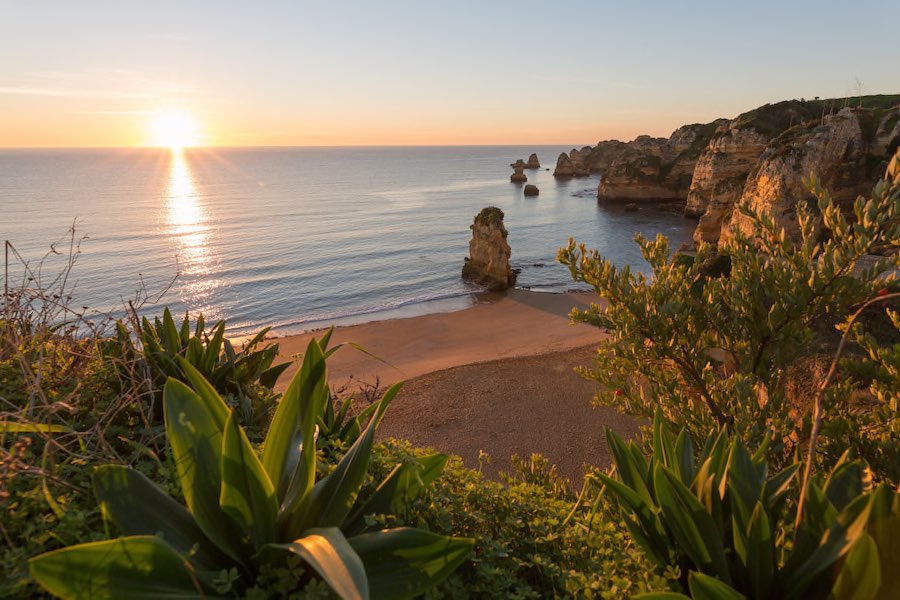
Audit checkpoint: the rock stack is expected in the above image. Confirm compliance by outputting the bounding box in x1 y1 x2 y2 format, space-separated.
553 153 574 177
525 153 540 169
510 163 527 182
461 207 517 291
523 184 539 196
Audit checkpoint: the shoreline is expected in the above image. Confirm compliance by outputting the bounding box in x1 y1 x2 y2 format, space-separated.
273 288 606 392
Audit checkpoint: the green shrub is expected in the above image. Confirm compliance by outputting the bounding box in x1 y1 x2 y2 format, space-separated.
359 440 677 598
558 150 900 467
601 411 900 599
28 335 473 599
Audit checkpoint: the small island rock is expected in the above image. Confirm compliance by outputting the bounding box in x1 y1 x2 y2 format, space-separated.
510 164 527 182
525 153 540 169
461 207 517 291
523 184 539 196
553 153 574 177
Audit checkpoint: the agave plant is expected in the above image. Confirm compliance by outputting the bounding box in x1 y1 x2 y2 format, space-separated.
133 308 290 426
28 334 474 599
599 411 900 600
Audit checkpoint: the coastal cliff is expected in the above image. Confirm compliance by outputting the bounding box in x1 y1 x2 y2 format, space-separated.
596 123 722 203
578 94 899 246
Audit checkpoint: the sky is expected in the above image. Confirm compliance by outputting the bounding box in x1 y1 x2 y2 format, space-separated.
1 0 898 148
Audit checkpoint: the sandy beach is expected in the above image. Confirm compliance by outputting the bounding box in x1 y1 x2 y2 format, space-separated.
273 290 638 482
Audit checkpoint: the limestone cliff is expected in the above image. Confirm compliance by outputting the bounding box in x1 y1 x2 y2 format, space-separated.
596 122 721 203
721 106 898 244
461 207 516 291
584 140 628 172
691 97 899 245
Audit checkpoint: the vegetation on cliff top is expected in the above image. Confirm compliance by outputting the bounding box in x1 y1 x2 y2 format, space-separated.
473 206 505 228
728 94 900 138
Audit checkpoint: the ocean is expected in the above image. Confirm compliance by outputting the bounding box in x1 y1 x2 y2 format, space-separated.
1 146 694 337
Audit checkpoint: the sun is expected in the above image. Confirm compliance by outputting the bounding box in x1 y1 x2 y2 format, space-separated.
148 109 201 150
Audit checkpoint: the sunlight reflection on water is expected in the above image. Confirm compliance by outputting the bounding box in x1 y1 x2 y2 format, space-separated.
166 149 221 317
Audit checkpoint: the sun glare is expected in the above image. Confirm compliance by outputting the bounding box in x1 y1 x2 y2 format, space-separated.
149 109 201 150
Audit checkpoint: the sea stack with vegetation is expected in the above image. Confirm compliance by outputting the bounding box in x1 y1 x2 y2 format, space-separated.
461 206 516 291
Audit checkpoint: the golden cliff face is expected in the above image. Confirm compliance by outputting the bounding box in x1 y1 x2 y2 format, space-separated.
689 101 899 247
721 108 872 245
596 124 721 203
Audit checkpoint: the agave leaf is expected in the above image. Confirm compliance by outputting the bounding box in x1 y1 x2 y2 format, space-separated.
784 492 872 598
724 438 765 531
161 308 181 356
596 472 669 566
687 571 746 600
344 454 448 536
743 501 774 599
287 527 368 600
349 527 474 600
29 536 209 599
866 484 900 595
318 326 335 351
654 465 731 584
286 382 402 537
763 463 801 517
173 357 231 425
220 410 278 548
164 378 246 563
178 311 191 345
605 428 653 506
334 396 354 427
194 313 206 339
831 533 880 600
674 429 694 486
92 465 229 570
823 459 866 512
185 337 204 373
204 321 226 375
264 338 328 505
259 361 291 389
652 409 677 472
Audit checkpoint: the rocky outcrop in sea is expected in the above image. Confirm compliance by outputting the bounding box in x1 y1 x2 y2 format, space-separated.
462 207 517 291
525 153 540 169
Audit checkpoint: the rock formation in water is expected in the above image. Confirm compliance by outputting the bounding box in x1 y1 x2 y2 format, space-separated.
462 207 516 291
510 163 527 183
525 153 540 169
553 152 575 177
511 159 526 169
596 122 722 203
523 184 539 196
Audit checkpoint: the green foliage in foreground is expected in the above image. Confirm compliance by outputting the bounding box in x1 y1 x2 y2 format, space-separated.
559 149 900 476
132 308 290 427
28 335 473 599
360 441 675 599
601 412 900 599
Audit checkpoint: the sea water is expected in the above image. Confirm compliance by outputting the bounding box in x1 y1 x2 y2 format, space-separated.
0 146 695 336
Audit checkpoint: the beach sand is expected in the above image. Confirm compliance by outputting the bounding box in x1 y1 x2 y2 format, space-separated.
274 289 638 483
